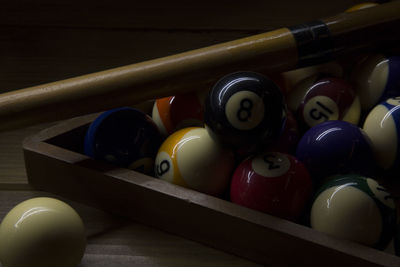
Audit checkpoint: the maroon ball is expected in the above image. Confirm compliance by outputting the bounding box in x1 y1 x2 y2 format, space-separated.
230 152 312 221
288 75 360 130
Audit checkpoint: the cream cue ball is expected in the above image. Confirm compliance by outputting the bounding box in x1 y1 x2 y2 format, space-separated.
0 197 86 267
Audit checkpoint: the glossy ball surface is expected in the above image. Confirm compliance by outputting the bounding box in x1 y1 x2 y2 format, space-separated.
84 107 162 174
296 120 375 181
363 97 400 171
0 197 86 267
288 75 360 130
279 61 343 94
351 54 400 111
152 92 205 136
154 127 234 196
230 152 312 221
311 174 396 249
204 71 285 149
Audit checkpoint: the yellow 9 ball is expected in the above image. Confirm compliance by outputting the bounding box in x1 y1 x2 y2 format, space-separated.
154 127 235 196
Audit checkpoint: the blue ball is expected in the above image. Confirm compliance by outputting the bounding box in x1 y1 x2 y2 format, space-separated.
84 107 162 174
296 120 375 181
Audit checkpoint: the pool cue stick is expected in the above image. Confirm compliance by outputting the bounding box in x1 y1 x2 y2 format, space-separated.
0 1 399 131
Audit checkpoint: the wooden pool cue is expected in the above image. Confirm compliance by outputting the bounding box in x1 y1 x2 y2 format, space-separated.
0 1 399 131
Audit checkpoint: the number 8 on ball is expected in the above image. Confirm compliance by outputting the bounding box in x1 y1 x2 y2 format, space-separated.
204 71 286 150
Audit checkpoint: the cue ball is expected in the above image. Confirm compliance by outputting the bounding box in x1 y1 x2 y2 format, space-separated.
204 71 285 150
311 174 396 249
151 92 205 136
363 97 400 171
0 197 86 267
287 75 360 130
296 120 375 181
84 107 162 174
351 54 400 111
154 127 235 196
230 152 312 221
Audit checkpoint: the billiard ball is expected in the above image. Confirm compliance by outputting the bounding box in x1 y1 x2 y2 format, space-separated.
151 92 205 136
204 71 285 150
310 174 396 250
84 107 162 174
351 54 400 111
279 61 343 94
230 151 312 221
154 127 235 196
345 2 378 12
0 197 86 267
363 97 400 171
266 110 300 154
296 120 375 181
287 75 360 130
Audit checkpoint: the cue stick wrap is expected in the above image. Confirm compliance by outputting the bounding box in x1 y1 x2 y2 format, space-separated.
288 21 334 67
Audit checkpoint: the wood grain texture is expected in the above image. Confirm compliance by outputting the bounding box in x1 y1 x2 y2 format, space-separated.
0 1 394 266
0 28 255 92
81 224 259 267
0 0 370 93
0 28 300 131
0 123 58 187
1 1 399 132
0 191 257 266
21 114 400 266
0 1 372 186
1 0 365 30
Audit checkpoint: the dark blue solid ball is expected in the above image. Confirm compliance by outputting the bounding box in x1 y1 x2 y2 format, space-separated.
84 107 162 174
296 120 376 181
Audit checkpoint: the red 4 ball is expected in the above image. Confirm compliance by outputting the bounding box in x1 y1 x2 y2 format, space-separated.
230 152 312 221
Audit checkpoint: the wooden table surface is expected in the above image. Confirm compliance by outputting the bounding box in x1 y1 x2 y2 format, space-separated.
0 1 373 265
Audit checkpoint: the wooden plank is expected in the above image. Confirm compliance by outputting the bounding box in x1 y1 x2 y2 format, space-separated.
22 115 400 266
2 2 399 131
0 190 119 237
0 0 366 30
0 0 373 92
0 190 258 266
0 27 254 92
0 122 58 186
82 224 259 267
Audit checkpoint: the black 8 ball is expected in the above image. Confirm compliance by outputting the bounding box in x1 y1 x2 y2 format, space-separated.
204 71 286 150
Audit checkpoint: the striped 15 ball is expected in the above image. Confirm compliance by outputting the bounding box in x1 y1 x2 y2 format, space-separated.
287 75 360 130
311 174 396 250
154 127 234 196
278 61 343 94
